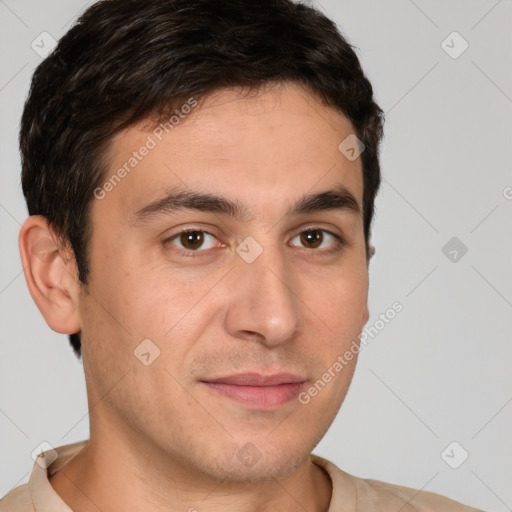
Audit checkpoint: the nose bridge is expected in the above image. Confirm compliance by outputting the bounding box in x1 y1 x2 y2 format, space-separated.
225 237 300 346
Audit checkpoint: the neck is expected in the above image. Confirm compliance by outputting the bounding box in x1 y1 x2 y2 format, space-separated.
49 435 332 512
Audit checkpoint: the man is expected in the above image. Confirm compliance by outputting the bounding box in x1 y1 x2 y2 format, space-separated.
1 0 483 510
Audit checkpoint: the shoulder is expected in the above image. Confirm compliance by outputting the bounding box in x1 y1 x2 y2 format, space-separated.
0 483 34 512
356 477 483 511
311 455 485 512
0 440 88 512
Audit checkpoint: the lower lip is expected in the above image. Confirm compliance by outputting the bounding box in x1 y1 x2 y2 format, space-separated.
202 382 305 409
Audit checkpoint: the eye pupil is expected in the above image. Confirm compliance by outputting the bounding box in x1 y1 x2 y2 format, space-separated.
301 230 322 248
181 231 204 249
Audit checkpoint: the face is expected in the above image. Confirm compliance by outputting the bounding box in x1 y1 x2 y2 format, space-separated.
79 82 369 483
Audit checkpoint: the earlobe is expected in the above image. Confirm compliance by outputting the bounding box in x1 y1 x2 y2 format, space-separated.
18 216 82 335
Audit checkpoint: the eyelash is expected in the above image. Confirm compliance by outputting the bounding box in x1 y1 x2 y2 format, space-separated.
163 227 346 258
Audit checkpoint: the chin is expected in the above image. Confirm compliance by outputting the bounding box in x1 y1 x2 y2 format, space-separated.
198 438 311 483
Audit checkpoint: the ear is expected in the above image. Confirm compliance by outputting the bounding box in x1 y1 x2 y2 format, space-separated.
18 216 82 335
361 303 369 326
362 252 371 326
362 243 374 323
367 243 376 268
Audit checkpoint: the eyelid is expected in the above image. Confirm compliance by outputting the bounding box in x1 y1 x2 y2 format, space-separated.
163 224 347 256
289 226 347 252
163 226 223 257
163 224 222 242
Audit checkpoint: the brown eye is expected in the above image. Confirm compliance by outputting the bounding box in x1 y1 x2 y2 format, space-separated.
180 231 204 250
290 228 344 252
167 230 218 252
300 230 323 249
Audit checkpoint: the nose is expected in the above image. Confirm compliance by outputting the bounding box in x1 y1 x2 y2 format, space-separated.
224 242 300 348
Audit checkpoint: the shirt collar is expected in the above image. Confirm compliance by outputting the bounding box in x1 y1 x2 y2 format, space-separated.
29 440 88 511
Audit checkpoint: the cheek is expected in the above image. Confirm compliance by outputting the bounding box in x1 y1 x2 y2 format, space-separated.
84 243 173 339
314 268 368 333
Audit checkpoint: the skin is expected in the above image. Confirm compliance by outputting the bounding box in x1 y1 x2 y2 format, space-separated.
20 82 370 511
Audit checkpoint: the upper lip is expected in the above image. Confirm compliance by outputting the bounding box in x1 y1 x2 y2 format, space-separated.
201 372 306 386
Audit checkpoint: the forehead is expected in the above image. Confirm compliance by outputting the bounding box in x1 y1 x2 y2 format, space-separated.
96 83 364 222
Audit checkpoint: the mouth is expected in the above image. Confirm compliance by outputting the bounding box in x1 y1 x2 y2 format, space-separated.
200 373 307 410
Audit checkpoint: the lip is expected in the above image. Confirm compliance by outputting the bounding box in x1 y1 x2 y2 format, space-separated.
203 372 306 386
200 373 307 409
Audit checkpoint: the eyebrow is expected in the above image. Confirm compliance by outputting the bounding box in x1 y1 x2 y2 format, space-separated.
131 183 361 225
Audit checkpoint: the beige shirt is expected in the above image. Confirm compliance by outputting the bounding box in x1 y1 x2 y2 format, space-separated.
0 441 483 511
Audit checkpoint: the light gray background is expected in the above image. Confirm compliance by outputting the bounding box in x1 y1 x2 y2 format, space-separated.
1 1 511 510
